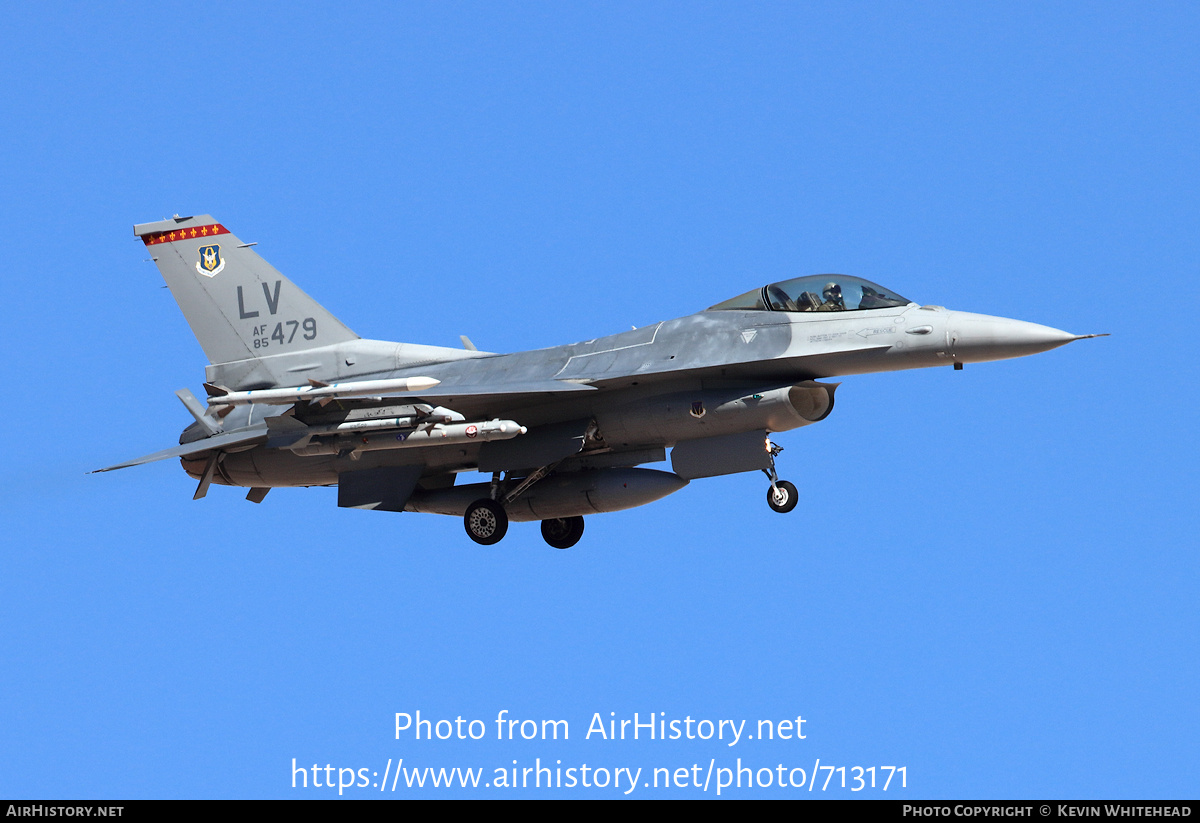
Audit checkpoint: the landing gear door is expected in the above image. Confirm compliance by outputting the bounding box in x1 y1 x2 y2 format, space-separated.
671 429 771 480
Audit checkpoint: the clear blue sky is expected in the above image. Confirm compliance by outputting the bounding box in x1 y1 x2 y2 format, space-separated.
2 2 1196 799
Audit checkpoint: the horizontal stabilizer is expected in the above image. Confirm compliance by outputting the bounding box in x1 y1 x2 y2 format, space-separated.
93 428 266 473
175 388 220 436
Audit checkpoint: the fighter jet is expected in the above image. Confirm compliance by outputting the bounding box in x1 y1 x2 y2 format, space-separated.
97 215 1103 548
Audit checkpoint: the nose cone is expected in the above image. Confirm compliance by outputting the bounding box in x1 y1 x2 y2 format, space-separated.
947 311 1082 363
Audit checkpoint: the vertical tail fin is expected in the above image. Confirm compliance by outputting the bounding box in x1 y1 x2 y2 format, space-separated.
135 215 358 367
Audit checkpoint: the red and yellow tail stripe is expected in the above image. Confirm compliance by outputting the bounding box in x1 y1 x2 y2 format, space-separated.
141 223 229 246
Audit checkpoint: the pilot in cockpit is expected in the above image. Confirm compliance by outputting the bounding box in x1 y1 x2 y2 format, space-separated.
816 282 845 311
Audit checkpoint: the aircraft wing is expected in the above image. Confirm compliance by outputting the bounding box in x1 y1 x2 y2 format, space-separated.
93 427 266 472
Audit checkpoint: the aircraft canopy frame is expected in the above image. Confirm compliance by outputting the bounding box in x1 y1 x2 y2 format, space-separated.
707 275 913 314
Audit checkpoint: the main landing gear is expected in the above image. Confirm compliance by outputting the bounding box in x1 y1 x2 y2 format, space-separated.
462 499 586 549
464 498 508 545
540 516 585 550
463 468 586 548
763 439 798 514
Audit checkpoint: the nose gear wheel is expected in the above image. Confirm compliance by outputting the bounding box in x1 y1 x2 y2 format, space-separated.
762 439 797 513
767 480 798 513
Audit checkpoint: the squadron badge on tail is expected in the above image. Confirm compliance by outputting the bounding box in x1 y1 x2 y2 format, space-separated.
196 244 224 277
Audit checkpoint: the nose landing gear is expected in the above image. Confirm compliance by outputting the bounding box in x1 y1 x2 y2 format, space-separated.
767 480 798 513
763 440 797 513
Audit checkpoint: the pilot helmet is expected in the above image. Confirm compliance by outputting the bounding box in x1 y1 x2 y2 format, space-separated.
823 282 841 298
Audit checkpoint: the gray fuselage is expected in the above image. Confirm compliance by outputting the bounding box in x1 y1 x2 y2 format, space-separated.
190 302 1075 490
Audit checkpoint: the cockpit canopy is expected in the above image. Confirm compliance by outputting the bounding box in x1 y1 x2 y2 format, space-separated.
707 275 912 313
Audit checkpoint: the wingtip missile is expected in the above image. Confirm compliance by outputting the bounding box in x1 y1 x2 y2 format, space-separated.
206 376 442 409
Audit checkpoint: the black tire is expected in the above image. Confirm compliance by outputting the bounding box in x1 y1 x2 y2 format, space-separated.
767 480 798 513
540 516 585 549
464 498 508 545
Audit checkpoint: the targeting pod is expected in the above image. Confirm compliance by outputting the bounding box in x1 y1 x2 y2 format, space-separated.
289 419 527 456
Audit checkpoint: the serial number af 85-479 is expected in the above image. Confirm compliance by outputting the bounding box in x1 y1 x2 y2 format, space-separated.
251 318 317 349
